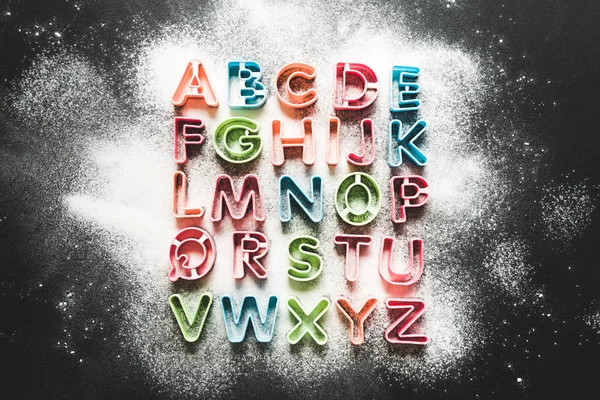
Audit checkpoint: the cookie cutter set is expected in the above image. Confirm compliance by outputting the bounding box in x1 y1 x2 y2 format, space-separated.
167 59 430 345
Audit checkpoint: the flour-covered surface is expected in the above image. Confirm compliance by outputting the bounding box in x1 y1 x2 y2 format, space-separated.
1 0 599 399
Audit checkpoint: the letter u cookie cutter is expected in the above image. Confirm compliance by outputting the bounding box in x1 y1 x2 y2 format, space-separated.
334 172 381 226
275 62 318 108
333 62 379 110
168 227 217 282
379 237 423 285
227 61 267 108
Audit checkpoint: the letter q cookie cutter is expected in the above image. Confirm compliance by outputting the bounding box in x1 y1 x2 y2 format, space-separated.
168 227 216 282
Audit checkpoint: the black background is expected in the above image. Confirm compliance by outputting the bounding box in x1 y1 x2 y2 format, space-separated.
1 0 599 399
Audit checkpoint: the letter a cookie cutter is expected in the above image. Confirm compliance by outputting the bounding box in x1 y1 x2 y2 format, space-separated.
275 62 318 108
168 227 217 282
171 59 219 108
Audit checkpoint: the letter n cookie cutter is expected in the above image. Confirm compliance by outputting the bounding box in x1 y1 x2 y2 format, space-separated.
232 231 269 279
227 61 267 108
390 66 420 112
334 172 381 226
174 117 205 165
390 175 429 223
379 237 423 285
169 293 213 342
287 296 331 345
333 62 379 110
279 175 323 223
275 62 317 108
168 227 216 282
384 298 428 345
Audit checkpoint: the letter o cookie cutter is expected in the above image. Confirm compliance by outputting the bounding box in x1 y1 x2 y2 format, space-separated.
334 172 381 226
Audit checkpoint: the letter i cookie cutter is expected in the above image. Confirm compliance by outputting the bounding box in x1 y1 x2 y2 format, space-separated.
333 62 379 110
275 62 318 108
227 61 267 108
168 227 217 282
174 117 205 165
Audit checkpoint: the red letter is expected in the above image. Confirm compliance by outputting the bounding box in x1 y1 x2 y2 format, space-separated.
384 298 428 345
334 234 372 281
390 176 429 223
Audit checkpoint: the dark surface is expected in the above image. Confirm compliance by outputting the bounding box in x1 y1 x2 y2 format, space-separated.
1 0 599 399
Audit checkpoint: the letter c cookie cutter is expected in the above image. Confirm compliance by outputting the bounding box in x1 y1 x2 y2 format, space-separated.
275 62 318 108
